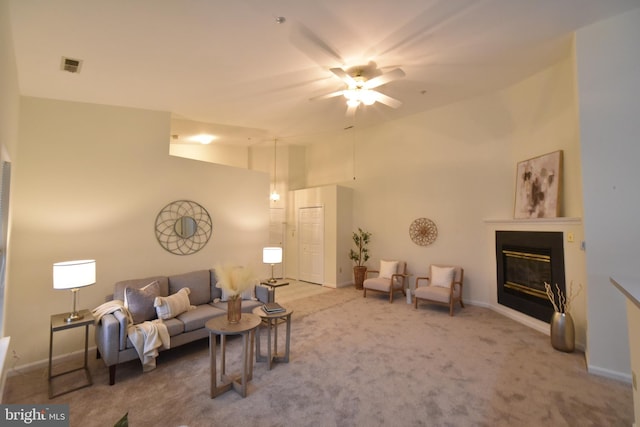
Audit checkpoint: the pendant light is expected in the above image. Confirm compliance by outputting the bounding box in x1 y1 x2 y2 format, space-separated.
270 138 280 202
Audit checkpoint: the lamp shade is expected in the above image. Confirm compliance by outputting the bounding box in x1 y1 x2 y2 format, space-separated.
262 247 282 264
53 259 96 290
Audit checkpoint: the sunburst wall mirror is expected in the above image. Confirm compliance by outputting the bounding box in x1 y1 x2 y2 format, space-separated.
155 200 212 255
409 217 438 246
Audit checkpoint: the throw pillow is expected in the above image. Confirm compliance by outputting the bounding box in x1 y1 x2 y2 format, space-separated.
154 287 195 320
431 266 456 288
379 260 399 279
124 280 161 324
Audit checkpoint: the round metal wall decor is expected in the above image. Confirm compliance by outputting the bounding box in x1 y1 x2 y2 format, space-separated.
409 217 438 246
155 200 212 255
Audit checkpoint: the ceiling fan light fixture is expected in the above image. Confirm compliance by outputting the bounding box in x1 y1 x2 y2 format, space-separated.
361 90 378 105
343 89 356 100
346 98 360 108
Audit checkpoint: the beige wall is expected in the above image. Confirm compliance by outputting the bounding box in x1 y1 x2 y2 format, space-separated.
0 0 20 400
5 97 270 366
301 49 586 343
0 0 19 165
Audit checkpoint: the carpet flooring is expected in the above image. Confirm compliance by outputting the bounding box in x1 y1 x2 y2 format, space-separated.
3 282 634 426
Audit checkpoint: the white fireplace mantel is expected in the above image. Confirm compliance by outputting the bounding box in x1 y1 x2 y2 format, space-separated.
484 217 582 225
484 216 587 351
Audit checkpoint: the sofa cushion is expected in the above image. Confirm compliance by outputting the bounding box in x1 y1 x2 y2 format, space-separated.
154 288 195 320
162 317 185 337
364 277 393 292
414 285 459 303
124 281 160 324
176 305 225 332
114 276 168 301
169 270 211 305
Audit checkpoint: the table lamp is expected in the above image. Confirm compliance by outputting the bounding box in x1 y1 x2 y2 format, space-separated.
53 259 96 322
262 247 282 283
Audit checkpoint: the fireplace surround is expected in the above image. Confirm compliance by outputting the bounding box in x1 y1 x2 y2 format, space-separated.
496 230 565 323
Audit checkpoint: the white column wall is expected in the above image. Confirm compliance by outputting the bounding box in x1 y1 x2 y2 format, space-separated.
576 7 640 380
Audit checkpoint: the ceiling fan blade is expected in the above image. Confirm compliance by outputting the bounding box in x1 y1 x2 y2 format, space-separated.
364 2 477 58
374 92 403 109
330 68 357 86
365 68 406 89
346 104 358 117
290 22 345 67
309 90 344 101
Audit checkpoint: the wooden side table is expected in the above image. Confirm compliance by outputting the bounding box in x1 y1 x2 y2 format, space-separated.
252 306 293 370
205 314 261 398
260 280 290 299
48 309 94 399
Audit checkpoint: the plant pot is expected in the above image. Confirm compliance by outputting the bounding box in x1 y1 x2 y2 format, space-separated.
550 311 575 352
353 266 367 290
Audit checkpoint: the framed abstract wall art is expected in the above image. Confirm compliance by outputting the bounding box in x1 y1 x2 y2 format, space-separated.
514 150 562 219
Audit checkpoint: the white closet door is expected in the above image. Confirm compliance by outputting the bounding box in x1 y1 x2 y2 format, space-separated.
298 206 324 285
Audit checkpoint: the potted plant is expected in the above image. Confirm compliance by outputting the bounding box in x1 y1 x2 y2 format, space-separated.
349 228 371 289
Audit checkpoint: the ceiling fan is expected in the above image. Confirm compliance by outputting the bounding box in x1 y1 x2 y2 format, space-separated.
312 62 405 114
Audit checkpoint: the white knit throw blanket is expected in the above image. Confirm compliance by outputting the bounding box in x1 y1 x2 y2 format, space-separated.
92 300 170 372
127 320 170 372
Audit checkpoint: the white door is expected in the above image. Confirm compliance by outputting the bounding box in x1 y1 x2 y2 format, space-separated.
269 208 285 278
298 206 324 285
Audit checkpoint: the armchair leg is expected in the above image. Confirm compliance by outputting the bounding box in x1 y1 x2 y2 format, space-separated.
363 288 367 298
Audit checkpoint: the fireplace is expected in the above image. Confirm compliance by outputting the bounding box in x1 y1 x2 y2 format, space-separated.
496 231 565 323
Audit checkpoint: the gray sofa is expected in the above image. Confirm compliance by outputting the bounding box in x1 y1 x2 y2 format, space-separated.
95 269 273 385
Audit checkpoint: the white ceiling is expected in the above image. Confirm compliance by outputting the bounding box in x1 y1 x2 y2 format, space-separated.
8 0 640 146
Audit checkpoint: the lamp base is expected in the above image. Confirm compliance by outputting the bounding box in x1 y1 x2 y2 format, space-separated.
65 311 84 323
267 263 278 283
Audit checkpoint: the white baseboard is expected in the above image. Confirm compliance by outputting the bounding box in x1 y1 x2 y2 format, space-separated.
8 345 98 379
587 363 632 384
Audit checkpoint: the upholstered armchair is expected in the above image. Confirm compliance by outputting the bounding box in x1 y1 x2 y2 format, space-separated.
414 265 464 316
363 260 408 303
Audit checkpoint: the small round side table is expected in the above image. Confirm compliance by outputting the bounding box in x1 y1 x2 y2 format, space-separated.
205 314 261 398
252 306 293 370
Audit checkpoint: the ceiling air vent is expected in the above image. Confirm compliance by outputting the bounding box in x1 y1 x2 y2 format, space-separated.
60 57 82 73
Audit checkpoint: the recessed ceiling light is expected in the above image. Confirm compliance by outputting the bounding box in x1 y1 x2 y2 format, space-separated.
187 134 216 144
